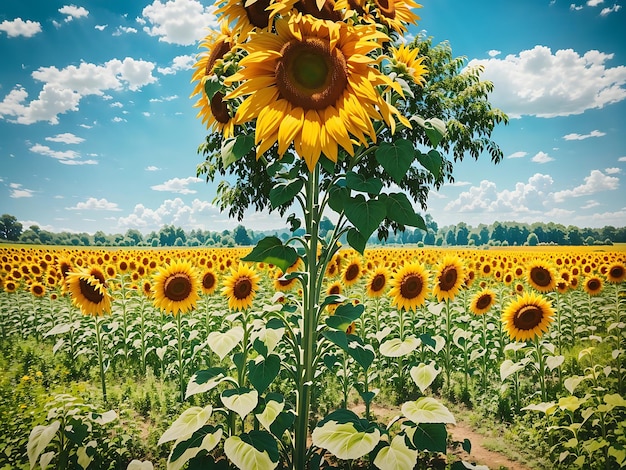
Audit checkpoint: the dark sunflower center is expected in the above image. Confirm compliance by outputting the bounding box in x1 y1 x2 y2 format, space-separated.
513 305 543 331
329 285 341 295
370 274 386 292
438 266 458 292
476 294 492 310
164 273 192 302
296 0 342 21
530 267 551 287
206 38 231 75
79 278 104 304
610 266 624 279
345 264 360 282
245 0 271 29
233 277 252 300
276 37 348 111
210 92 230 124
587 279 601 291
33 285 44 296
202 272 216 290
375 0 396 19
400 273 423 300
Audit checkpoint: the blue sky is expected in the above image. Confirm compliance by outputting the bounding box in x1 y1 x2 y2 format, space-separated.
0 0 624 236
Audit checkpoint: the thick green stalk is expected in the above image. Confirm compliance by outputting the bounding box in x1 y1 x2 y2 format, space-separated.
176 312 185 403
95 315 107 404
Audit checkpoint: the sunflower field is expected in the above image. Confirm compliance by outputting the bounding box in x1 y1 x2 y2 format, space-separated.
0 244 624 469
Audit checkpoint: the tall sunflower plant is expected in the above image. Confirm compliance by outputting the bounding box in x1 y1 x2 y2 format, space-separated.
162 1 507 469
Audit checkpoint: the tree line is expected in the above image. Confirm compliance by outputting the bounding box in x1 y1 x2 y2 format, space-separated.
0 213 623 248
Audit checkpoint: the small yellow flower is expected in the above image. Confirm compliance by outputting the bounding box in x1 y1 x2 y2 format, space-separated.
22 375 31 382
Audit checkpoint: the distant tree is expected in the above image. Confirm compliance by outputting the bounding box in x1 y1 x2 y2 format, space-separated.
424 230 435 245
567 226 584 245
0 214 23 241
233 224 252 246
491 222 506 243
527 233 539 246
585 235 595 246
125 229 144 246
445 229 456 246
174 237 184 246
478 225 490 245
319 217 335 238
469 232 480 245
455 222 469 245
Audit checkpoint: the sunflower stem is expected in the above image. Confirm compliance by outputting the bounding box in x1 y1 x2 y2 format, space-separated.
95 314 107 404
176 312 185 403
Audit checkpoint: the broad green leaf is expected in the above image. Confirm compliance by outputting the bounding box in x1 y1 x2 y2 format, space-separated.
207 326 244 361
186 368 229 399
252 320 285 354
311 420 380 461
499 359 526 382
375 139 415 184
412 116 446 148
608 446 626 467
28 420 60 469
521 402 557 415
256 398 285 432
343 194 387 241
346 228 367 254
325 303 365 332
411 423 448 453
168 426 223 470
221 138 247 168
45 323 72 337
127 460 154 470
269 179 304 209
410 363 440 393
328 185 349 213
203 75 221 100
383 193 426 230
221 388 259 420
248 355 280 393
546 355 565 371
241 237 298 273
416 150 443 180
39 452 55 470
77 441 96 470
558 396 586 413
379 336 420 358
92 410 117 425
324 331 375 370
604 393 626 407
224 433 279 470
269 410 295 438
401 397 456 424
373 435 418 470
345 171 383 195
158 405 213 446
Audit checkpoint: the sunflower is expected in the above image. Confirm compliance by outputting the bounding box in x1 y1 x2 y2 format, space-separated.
432 255 465 302
365 265 389 298
527 260 557 293
389 262 429 312
469 288 495 315
222 263 260 311
371 0 421 34
387 43 427 86
501 292 555 342
583 276 603 296
200 269 219 295
216 0 296 37
341 256 363 287
30 282 46 298
224 13 409 170
152 260 200 315
605 261 626 283
66 268 112 317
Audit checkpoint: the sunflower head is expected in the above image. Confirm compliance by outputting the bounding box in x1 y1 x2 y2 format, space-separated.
152 260 200 315
527 260 557 293
66 268 112 317
389 262 429 312
388 43 427 86
342 256 363 287
605 262 626 283
432 255 465 302
583 276 603 296
470 288 495 315
366 265 389 298
502 291 555 342
222 263 260 311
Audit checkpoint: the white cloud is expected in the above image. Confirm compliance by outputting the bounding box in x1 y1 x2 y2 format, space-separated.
59 158 97 165
110 102 124 108
0 18 42 38
605 167 621 174
117 197 219 231
0 58 157 124
581 200 600 209
563 129 606 140
448 180 472 187
59 5 89 21
531 151 554 163
600 4 622 15
9 183 34 198
488 50 501 57
506 151 527 159
467 45 626 118
143 112 151 117
157 55 196 75
570 4 584 10
150 95 178 102
112 116 127 123
141 0 219 46
145 165 161 171
45 132 85 144
113 26 138 36
619 156 626 162
30 143 81 161
67 197 121 211
553 169 619 202
587 0 604 6
95 24 108 31
151 176 202 194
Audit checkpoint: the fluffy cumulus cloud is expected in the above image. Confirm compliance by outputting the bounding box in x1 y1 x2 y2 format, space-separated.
467 46 626 117
157 55 196 75
30 143 97 165
531 151 554 163
45 132 85 144
9 183 35 198
553 169 619 202
59 5 89 22
563 129 606 140
117 197 220 231
66 197 122 211
141 0 219 46
0 18 42 37
0 58 157 124
150 176 203 194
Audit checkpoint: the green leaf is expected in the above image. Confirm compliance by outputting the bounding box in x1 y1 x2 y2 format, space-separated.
411 423 448 453
221 135 254 168
248 355 281 393
207 326 244 361
413 116 446 147
269 410 295 439
221 388 259 420
325 303 365 332
203 75 221 100
168 425 223 470
323 331 375 370
379 336 420 358
410 363 440 393
401 397 456 424
383 193 427 230
186 368 228 399
328 185 349 213
499 359 526 382
269 179 304 209
416 150 443 180
343 194 386 241
224 433 279 470
546 355 565 371
126 460 154 470
346 228 367 254
375 139 415 184
345 171 383 195
312 410 380 461
158 405 213 446
28 421 60 470
241 237 298 273
373 435 418 470
65 419 89 446
255 398 285 432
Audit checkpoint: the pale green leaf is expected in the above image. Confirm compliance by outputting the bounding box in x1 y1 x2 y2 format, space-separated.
28 420 60 470
410 363 440 393
168 427 223 470
158 405 213 446
500 359 526 382
373 435 418 470
224 435 278 470
39 452 55 470
401 397 456 424
311 420 380 461
379 336 420 358
221 389 259 420
208 326 244 360
564 376 585 395
127 460 154 470
256 399 285 432
546 355 565 371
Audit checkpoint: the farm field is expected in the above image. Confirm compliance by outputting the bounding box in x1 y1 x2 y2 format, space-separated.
0 243 624 470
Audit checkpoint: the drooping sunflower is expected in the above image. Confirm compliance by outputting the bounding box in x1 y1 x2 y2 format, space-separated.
387 43 427 86
225 13 409 170
501 291 555 342
432 255 465 302
152 260 200 315
365 265 389 298
469 288 495 315
583 276 603 296
389 262 429 312
222 263 260 311
605 261 626 283
341 256 363 287
66 268 112 317
527 260 557 293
